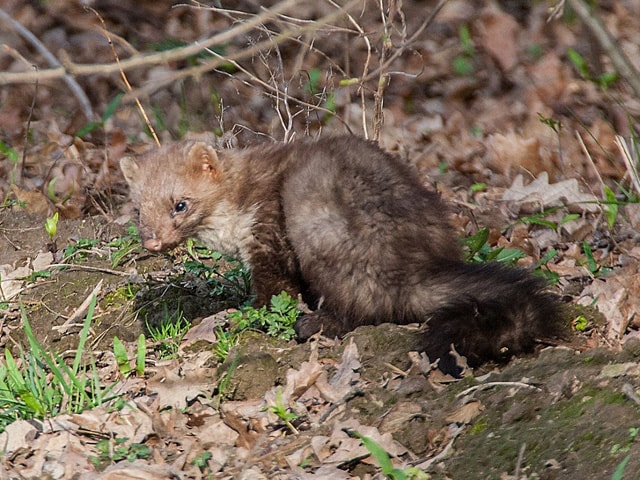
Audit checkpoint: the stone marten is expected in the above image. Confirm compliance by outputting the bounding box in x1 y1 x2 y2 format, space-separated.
120 135 562 374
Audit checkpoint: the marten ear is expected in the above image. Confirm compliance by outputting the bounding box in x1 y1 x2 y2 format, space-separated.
186 142 220 177
119 156 140 186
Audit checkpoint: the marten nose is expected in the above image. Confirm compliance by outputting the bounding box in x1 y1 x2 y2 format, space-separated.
143 238 163 251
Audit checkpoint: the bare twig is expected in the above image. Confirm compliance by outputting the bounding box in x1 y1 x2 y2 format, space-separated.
0 0 302 85
456 381 542 397
359 0 447 84
514 443 527 479
48 264 131 277
415 424 464 470
0 7 94 120
575 130 606 197
115 1 361 109
622 383 640 408
615 135 640 198
89 8 160 146
258 28 295 142
372 0 393 141
547 0 565 22
53 279 103 333
20 67 37 187
204 47 353 134
327 0 373 137
566 0 640 98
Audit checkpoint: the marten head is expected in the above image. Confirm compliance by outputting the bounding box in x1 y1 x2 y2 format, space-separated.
120 141 224 252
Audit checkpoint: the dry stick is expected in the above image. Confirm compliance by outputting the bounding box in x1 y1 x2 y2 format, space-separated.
615 135 640 198
89 8 160 147
0 0 300 85
327 0 373 138
373 0 392 142
201 2 362 125
252 21 295 142
203 48 353 134
622 383 640 408
48 264 131 277
0 8 94 120
514 443 527 479
547 0 566 22
359 0 447 84
128 0 361 111
204 5 352 135
456 381 542 398
171 0 361 77
416 425 464 470
53 279 103 333
20 68 37 187
566 0 640 98
268 5 338 138
242 11 356 79
575 130 606 197
275 63 295 143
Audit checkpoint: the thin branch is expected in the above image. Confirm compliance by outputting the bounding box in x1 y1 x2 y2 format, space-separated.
89 8 160 146
576 130 606 197
514 443 527 480
48 264 131 277
53 279 103 333
0 0 362 137
20 67 37 187
360 0 448 84
456 381 542 397
0 7 94 120
327 0 372 138
270 37 295 142
0 0 300 85
616 135 640 199
123 1 360 119
373 0 392 141
204 47 353 133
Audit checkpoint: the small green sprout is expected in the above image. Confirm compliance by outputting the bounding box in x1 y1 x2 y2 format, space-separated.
45 212 59 241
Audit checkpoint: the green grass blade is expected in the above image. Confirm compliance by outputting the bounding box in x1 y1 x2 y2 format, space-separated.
136 334 146 376
73 295 97 376
611 454 630 480
20 303 74 397
113 336 131 376
4 350 45 416
350 431 397 475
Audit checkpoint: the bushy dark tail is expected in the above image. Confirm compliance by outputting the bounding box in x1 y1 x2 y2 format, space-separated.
421 262 563 375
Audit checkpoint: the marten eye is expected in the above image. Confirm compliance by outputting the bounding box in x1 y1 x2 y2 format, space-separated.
173 200 188 215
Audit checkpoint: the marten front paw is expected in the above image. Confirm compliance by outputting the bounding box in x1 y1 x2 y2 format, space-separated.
295 311 343 340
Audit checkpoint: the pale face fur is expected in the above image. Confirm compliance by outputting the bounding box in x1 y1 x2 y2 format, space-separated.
120 141 257 265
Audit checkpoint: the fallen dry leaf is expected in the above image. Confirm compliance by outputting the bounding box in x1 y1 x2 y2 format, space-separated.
0 251 52 301
445 400 484 425
86 460 179 480
147 365 212 410
321 418 406 468
578 265 640 343
486 132 553 177
0 419 38 455
10 185 50 215
503 172 600 213
220 400 268 449
478 4 520 71
182 310 232 346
